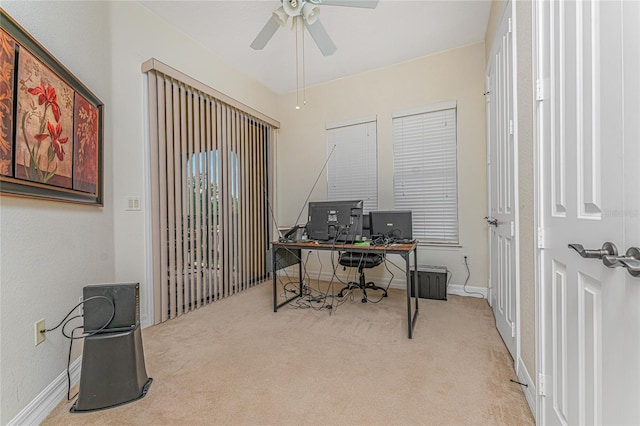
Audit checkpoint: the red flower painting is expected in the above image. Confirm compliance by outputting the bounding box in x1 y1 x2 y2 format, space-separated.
36 121 68 161
15 48 73 188
20 83 68 183
1 9 103 204
28 81 62 122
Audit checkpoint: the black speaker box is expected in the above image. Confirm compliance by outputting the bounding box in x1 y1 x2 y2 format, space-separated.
410 266 448 301
83 283 139 333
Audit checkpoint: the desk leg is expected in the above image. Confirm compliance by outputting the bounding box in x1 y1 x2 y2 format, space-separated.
299 256 303 296
273 247 278 312
413 248 420 312
414 247 419 316
273 247 303 312
405 253 412 338
406 248 420 339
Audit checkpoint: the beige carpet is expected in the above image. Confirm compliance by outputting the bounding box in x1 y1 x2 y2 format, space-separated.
44 281 534 425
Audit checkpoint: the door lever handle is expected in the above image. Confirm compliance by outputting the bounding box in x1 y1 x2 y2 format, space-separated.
568 242 618 259
485 216 498 227
603 247 640 277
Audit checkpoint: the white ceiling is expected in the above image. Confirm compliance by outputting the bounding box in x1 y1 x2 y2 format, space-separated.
140 0 492 95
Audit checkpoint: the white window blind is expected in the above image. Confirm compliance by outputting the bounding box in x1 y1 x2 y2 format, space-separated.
326 117 378 212
393 105 458 243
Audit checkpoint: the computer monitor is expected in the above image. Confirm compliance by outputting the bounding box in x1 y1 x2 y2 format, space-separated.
306 200 364 242
369 210 413 242
362 213 371 239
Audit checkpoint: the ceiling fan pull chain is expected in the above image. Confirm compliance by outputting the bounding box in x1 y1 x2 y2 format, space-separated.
302 17 307 106
295 16 300 109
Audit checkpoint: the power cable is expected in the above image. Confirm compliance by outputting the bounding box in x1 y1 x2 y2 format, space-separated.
41 296 116 401
462 256 484 298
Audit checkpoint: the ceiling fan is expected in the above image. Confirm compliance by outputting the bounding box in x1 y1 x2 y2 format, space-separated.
250 0 379 56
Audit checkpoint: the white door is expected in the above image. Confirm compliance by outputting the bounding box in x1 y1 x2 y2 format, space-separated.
537 0 640 424
487 1 518 359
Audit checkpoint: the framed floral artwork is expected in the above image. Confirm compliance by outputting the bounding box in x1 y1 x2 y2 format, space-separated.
0 28 15 176
0 9 103 205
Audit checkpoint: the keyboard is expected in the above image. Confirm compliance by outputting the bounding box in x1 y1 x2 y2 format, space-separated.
390 239 416 244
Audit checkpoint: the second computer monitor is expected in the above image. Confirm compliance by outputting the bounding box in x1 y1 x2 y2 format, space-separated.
369 210 413 241
306 200 364 242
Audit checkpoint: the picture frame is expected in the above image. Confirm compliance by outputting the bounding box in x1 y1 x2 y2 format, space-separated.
0 8 104 205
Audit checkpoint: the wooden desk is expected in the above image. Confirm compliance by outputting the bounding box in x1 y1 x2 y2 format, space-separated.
271 240 420 339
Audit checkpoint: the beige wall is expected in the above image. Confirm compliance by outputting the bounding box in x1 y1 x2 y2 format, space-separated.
275 43 489 289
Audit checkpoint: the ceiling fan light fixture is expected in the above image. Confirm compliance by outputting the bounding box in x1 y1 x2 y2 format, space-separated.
283 0 304 18
302 3 320 25
272 6 289 27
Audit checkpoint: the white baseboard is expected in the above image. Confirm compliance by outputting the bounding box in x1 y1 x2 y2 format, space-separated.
8 357 82 426
141 314 151 329
516 357 537 421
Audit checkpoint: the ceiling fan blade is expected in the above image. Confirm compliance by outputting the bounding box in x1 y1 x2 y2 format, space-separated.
311 0 379 9
250 16 281 50
306 19 337 56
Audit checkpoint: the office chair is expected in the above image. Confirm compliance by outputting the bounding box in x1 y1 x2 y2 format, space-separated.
337 251 387 303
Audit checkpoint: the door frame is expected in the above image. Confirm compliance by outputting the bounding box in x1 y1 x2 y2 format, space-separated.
533 0 543 419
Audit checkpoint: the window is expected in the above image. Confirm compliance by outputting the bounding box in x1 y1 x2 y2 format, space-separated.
326 116 378 212
393 102 458 243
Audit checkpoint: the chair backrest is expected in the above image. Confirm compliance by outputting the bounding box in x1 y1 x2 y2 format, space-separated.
338 252 383 269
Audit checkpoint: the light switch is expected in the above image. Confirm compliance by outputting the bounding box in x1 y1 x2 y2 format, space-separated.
126 197 141 211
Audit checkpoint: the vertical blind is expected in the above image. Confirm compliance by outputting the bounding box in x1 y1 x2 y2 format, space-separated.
326 116 378 212
143 59 278 323
393 103 458 243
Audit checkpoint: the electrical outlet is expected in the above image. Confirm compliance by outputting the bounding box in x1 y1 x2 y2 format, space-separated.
461 254 469 265
35 319 46 346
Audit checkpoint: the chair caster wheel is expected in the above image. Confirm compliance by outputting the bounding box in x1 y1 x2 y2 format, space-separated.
383 293 388 297
362 298 367 303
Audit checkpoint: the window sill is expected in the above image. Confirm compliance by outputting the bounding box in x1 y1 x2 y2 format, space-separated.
416 242 462 249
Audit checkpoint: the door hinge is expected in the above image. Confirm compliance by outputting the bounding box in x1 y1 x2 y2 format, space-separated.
537 227 545 249
511 322 516 337
510 221 515 237
538 373 546 396
536 79 544 101
509 119 514 135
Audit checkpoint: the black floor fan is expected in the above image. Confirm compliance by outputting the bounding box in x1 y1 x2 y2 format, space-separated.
71 283 152 412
